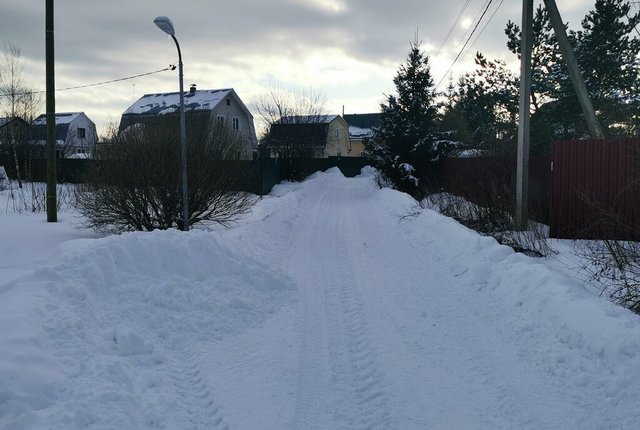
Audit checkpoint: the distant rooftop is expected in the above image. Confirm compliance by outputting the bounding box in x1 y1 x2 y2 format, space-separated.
32 112 83 126
123 89 234 115
279 115 340 124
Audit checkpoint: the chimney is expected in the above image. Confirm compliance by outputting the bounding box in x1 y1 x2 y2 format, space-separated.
189 84 197 95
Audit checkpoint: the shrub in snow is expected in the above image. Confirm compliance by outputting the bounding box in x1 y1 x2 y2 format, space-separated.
74 115 255 232
426 190 553 258
0 165 6 191
580 239 640 313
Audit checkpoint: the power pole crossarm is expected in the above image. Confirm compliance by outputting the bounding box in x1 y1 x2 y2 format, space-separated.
543 0 605 139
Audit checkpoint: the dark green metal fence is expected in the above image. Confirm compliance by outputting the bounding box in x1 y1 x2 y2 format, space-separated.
0 156 370 196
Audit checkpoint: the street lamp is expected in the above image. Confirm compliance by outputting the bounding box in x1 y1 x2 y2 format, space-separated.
154 16 189 231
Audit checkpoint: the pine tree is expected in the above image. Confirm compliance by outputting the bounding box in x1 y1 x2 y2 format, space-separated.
366 41 452 197
453 53 519 154
575 0 640 134
505 0 640 144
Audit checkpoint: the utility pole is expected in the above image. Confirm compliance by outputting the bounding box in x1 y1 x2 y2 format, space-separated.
516 0 533 231
543 0 605 139
46 0 57 222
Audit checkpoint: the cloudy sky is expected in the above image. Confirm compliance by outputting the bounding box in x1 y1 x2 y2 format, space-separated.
0 0 599 136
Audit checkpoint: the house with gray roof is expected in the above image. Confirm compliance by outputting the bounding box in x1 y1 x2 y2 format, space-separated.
343 113 380 157
120 87 257 160
30 112 97 158
266 115 350 158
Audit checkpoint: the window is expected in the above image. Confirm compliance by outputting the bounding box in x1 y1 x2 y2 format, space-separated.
77 128 86 139
216 116 225 127
226 99 231 106
232 117 240 131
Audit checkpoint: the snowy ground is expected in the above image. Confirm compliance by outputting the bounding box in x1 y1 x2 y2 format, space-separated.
1 168 640 430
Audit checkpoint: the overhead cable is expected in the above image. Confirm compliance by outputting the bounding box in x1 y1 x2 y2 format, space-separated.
436 0 495 90
0 65 174 98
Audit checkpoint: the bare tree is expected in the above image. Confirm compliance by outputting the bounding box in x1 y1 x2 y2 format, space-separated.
74 114 255 232
254 86 328 138
0 42 42 187
254 86 329 180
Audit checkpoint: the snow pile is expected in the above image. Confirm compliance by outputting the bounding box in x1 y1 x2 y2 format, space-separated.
0 229 293 429
1 168 640 429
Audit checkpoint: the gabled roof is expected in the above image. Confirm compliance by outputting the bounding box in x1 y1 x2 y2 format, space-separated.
32 112 84 126
30 112 91 141
343 113 380 139
280 115 341 124
343 113 381 129
0 117 28 128
268 122 330 148
123 88 236 116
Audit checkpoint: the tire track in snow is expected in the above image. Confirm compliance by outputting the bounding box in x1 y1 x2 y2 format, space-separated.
329 194 394 430
289 187 333 429
289 179 394 429
169 348 230 430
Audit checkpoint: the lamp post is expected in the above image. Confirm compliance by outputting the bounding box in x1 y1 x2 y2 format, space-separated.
154 16 189 231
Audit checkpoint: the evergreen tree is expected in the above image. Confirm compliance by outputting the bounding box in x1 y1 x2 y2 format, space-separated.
366 41 453 197
505 0 640 147
575 0 640 134
453 53 519 154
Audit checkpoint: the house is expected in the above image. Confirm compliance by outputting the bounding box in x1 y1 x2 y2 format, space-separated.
30 112 97 158
120 87 257 160
0 117 30 148
266 115 350 158
343 113 380 157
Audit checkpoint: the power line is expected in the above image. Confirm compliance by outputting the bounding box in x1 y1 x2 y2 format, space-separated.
0 65 174 98
469 0 505 50
436 0 495 90
437 0 472 53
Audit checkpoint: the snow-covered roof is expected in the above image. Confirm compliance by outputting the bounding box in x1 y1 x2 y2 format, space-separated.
32 112 83 126
280 115 340 124
123 89 234 115
348 125 375 139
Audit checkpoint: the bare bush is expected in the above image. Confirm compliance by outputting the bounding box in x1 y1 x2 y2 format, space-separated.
0 165 6 191
74 115 255 233
580 239 640 313
254 86 328 181
2 180 74 213
426 191 554 258
575 176 640 313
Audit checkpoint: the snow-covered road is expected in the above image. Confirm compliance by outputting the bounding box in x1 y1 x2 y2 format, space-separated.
2 168 640 429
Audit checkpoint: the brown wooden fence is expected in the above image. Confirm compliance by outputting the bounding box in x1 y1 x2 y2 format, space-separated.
550 139 640 240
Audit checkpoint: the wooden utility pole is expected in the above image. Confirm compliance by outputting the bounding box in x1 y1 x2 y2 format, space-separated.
543 0 605 139
46 0 57 222
516 0 533 230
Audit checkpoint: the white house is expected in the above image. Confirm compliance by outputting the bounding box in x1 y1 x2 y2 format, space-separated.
30 112 98 158
119 87 257 159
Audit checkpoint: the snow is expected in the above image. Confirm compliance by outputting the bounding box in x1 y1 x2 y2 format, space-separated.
281 115 340 124
348 125 374 139
31 112 82 126
123 89 233 115
1 168 640 429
